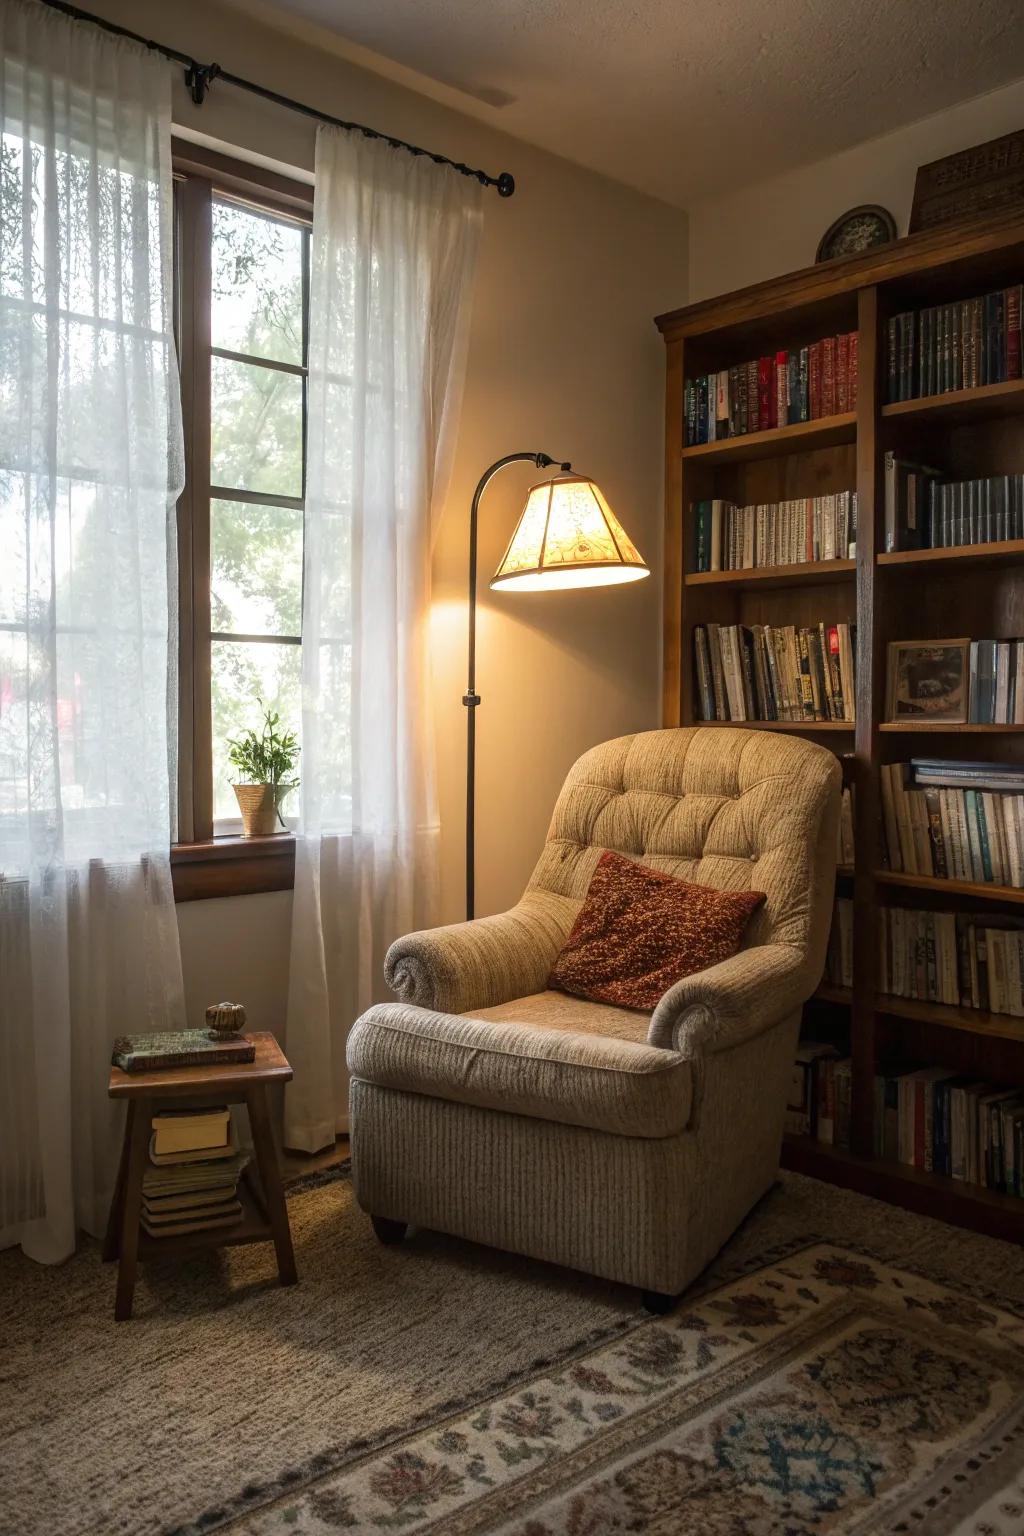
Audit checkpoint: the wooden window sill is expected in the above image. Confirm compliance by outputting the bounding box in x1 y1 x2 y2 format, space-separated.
171 834 295 902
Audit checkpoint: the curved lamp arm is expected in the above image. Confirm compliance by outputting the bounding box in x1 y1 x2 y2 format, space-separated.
464 452 570 920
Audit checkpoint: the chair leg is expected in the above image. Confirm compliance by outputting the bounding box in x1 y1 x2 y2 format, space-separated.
641 1288 680 1316
371 1215 408 1245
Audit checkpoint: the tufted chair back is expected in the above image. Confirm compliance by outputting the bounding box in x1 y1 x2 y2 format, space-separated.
528 727 842 965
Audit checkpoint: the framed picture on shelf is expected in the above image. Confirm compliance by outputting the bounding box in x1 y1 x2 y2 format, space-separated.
886 638 969 724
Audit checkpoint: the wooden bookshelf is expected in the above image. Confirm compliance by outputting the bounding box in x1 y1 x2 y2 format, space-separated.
656 209 1024 1242
685 558 855 589
878 538 1024 570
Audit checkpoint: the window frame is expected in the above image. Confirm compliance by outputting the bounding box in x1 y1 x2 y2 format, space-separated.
171 140 313 899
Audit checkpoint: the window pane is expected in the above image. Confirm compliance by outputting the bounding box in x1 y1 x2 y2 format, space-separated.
211 499 302 637
211 200 303 365
211 640 300 823
211 355 303 498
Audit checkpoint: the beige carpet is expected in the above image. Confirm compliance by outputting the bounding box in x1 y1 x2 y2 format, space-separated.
2 1166 1024 1536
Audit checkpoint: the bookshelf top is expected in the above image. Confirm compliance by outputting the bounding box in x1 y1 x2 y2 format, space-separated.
654 208 1024 345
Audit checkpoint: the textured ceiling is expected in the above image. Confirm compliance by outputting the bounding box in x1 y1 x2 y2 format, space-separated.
244 0 1024 206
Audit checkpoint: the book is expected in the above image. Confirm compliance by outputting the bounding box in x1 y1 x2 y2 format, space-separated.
141 1209 246 1239
111 1030 255 1073
151 1106 231 1158
142 1195 243 1226
690 492 857 572
694 622 855 723
148 1133 239 1166
887 285 1024 403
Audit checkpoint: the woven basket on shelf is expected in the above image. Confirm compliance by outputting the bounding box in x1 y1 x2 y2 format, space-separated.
232 783 280 838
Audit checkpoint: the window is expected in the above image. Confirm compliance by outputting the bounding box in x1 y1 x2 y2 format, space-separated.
173 144 312 849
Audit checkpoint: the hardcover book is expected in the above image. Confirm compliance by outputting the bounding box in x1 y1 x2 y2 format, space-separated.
111 1029 256 1073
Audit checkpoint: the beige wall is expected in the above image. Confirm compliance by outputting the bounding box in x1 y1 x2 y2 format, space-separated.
688 76 1024 301
77 0 687 1025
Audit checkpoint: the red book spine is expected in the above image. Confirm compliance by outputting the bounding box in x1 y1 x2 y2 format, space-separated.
847 331 858 410
746 359 760 433
821 336 836 416
808 342 822 419
835 333 849 412
775 350 788 427
758 355 772 430
1007 285 1022 380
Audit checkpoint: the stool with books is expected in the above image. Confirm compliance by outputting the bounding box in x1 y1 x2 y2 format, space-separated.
104 1026 297 1321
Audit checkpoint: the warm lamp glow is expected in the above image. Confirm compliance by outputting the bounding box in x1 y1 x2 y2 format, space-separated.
490 475 650 592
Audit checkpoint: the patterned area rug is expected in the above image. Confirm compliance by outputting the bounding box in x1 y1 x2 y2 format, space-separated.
5 1165 1024 1536
234 1241 1024 1535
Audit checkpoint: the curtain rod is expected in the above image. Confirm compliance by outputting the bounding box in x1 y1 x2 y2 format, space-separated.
35 0 516 197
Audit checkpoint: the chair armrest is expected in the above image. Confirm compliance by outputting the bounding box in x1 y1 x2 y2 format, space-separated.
383 890 576 1014
647 943 811 1057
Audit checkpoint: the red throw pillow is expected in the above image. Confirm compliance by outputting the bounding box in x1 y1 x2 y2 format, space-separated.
548 849 765 1011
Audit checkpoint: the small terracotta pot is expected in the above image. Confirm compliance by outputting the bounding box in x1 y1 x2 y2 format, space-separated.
233 783 280 837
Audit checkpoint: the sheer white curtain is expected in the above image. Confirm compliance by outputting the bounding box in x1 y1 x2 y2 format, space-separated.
284 127 481 1150
0 2 185 1261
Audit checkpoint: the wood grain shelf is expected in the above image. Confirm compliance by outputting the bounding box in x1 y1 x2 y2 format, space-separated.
875 870 1024 904
685 559 855 589
881 377 1024 425
878 722 1024 734
681 412 856 464
660 208 1024 1242
780 1135 1024 1243
873 992 1024 1043
878 539 1024 571
696 719 854 732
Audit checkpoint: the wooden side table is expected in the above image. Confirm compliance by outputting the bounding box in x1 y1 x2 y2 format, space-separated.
104 1031 298 1320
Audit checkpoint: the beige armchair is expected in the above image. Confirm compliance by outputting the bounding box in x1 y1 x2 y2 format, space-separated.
347 727 841 1309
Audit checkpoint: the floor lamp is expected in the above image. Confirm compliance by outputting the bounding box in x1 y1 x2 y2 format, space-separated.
463 452 651 919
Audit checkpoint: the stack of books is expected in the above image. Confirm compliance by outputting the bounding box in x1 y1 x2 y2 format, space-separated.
881 760 1024 886
825 897 853 987
694 621 856 723
884 456 1023 551
887 284 1022 402
876 902 1024 1018
141 1106 249 1239
692 491 857 571
684 330 858 445
874 1066 1024 1192
786 1042 852 1147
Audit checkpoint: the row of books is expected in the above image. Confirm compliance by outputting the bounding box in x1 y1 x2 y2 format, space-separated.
694 622 856 723
884 457 1024 552
692 492 857 572
967 639 1024 725
887 285 1022 402
875 1069 1024 1192
786 1043 852 1147
881 759 1024 887
876 901 1024 1018
684 331 858 445
142 1105 247 1238
792 1042 1024 1195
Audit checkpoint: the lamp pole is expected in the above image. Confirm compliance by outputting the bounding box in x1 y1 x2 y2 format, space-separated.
464 451 571 921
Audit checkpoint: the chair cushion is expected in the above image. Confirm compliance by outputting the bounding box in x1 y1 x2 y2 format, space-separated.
548 849 765 1009
347 997 692 1139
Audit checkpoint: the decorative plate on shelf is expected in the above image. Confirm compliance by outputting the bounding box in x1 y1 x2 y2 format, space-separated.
816 205 897 263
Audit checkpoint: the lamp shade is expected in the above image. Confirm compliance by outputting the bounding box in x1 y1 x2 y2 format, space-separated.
489 474 650 592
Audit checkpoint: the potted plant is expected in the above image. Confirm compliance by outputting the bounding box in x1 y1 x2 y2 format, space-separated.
227 702 300 838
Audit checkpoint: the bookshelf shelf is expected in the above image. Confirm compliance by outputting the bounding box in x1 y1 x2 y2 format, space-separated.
875 869 1024 904
685 559 855 589
680 412 856 464
780 1135 1024 1243
696 719 853 732
658 208 1024 1243
878 723 1024 734
881 377 1024 426
873 992 1024 1043
878 539 1024 571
